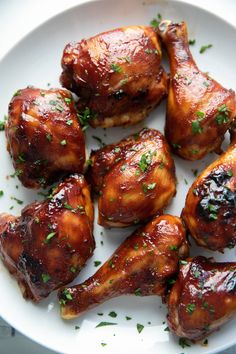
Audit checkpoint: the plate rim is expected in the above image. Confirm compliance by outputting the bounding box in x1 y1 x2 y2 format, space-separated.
0 0 236 353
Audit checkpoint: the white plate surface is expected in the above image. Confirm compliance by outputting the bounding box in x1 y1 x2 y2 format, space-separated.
0 0 236 353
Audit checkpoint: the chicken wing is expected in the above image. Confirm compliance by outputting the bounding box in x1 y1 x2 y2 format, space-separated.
167 256 236 341
5 87 85 189
58 215 189 319
87 128 176 227
60 26 168 128
182 139 236 251
0 174 94 302
157 21 236 160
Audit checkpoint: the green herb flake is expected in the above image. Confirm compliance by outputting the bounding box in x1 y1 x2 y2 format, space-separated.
94 260 102 267
186 303 196 314
179 338 191 348
200 44 213 54
95 322 117 328
192 120 203 134
139 151 153 172
0 190 4 197
164 326 170 331
172 143 181 149
136 323 144 334
180 260 188 265
41 273 51 283
11 196 23 205
60 139 67 146
134 288 142 296
111 63 122 73
70 266 77 273
77 107 96 130
64 97 72 104
169 245 178 251
101 343 107 347
75 325 80 330
189 39 196 45
113 146 121 153
126 316 132 320
150 13 162 28
46 133 52 142
44 231 56 244
108 311 117 318
66 119 73 126
227 170 233 177
215 104 230 125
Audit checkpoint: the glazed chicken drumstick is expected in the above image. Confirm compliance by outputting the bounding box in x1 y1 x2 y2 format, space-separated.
182 133 236 251
167 256 236 341
5 87 85 189
0 174 94 302
58 215 189 319
60 26 168 128
87 128 176 227
157 21 236 160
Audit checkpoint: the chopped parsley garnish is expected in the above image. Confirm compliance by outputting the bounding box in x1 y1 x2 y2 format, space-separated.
108 311 117 318
142 182 156 193
188 39 196 45
95 322 117 328
44 231 56 244
0 190 4 197
75 325 80 330
150 13 162 28
11 196 23 205
134 288 142 296
179 338 191 348
101 343 107 347
186 303 196 314
113 146 121 153
10 169 23 178
0 120 5 131
138 151 153 172
60 139 67 146
164 326 170 331
63 202 84 213
136 323 144 333
227 170 233 177
66 119 73 126
172 143 181 149
64 97 72 104
196 111 205 119
70 266 77 273
94 261 102 267
46 133 52 142
77 107 95 130
41 273 51 283
199 44 213 54
169 245 178 251
192 120 203 134
180 260 188 265
111 63 122 73
120 164 127 171
125 316 132 320
215 104 230 124
62 288 73 300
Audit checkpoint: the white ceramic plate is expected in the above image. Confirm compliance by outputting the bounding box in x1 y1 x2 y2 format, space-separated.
0 1 236 353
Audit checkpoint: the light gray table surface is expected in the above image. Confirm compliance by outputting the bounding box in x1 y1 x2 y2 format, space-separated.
0 0 236 353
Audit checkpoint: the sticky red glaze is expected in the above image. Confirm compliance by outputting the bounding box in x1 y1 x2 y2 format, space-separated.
6 87 85 189
182 142 236 251
0 174 94 302
60 26 168 127
58 215 189 319
167 256 236 341
87 128 176 227
157 21 236 160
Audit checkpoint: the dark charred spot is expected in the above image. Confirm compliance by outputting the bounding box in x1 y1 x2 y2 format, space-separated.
196 169 236 222
133 88 148 102
18 251 42 282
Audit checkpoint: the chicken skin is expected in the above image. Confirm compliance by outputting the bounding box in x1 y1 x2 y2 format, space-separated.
0 174 94 302
58 215 189 319
87 128 176 227
167 256 236 341
182 138 236 251
157 21 236 160
6 87 85 189
60 26 168 128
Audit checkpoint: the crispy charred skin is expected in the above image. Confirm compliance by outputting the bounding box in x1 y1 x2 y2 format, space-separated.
58 215 189 319
6 87 85 189
87 128 176 227
182 140 236 251
60 26 168 128
167 256 236 341
157 21 236 160
0 174 94 302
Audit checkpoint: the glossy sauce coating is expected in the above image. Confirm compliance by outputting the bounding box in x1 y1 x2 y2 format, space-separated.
87 128 176 227
167 256 236 341
0 174 94 302
157 21 236 160
6 87 85 189
60 26 168 127
182 142 236 251
58 215 189 319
